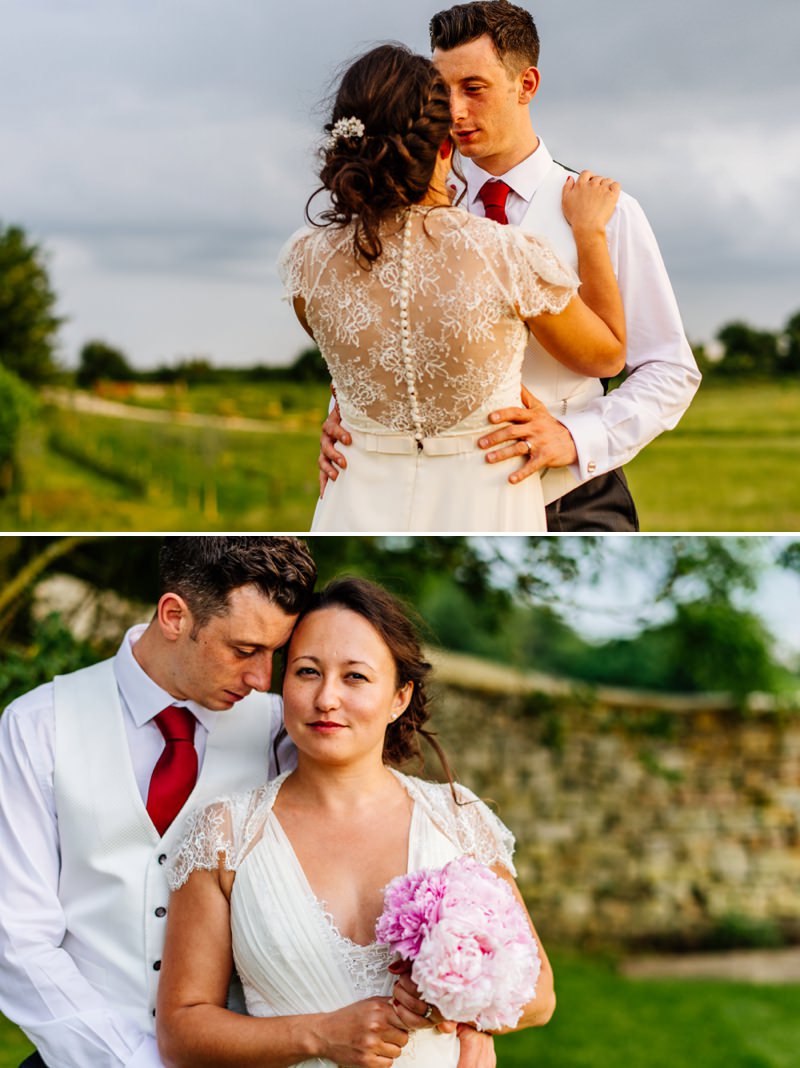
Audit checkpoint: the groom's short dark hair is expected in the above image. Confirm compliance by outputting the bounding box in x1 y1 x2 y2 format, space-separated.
430 1 540 71
159 536 317 627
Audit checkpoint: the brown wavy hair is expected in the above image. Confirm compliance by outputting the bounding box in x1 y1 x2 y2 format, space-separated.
280 576 457 789
430 1 540 72
306 44 452 266
158 536 316 630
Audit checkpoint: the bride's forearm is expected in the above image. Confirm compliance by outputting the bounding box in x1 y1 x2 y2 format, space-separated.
487 961 555 1033
573 226 626 352
157 1004 319 1068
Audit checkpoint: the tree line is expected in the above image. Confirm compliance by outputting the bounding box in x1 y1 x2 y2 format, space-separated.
1 536 799 711
4 218 799 390
2 218 799 487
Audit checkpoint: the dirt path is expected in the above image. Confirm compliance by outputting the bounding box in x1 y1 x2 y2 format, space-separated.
43 388 285 434
621 947 800 984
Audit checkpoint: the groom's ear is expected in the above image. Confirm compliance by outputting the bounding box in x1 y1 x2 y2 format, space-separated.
157 592 192 642
518 65 540 104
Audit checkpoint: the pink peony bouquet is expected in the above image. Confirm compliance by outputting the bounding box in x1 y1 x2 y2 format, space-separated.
375 855 540 1031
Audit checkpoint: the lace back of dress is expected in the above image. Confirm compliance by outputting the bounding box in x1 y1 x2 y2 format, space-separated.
295 209 575 438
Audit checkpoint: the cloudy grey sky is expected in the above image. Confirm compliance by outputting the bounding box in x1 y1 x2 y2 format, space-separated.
3 0 799 370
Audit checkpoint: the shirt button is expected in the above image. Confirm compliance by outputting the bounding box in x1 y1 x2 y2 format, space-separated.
153 960 162 971
587 461 597 474
152 1009 156 1018
158 854 167 865
155 907 167 918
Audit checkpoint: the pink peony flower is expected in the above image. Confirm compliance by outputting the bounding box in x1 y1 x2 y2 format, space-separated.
375 866 447 959
376 855 540 1030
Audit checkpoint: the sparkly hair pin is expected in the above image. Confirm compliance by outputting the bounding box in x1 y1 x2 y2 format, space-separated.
324 116 366 152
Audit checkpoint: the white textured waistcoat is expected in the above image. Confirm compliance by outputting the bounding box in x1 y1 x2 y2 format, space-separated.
517 158 605 503
53 659 281 1036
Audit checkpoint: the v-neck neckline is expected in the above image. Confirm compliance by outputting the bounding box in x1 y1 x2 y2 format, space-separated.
256 769 419 948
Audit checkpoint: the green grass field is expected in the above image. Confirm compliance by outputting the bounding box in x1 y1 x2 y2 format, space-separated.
1 951 797 1067
624 379 800 531
1 378 797 532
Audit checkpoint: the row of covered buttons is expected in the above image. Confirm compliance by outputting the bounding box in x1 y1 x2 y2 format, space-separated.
400 211 423 445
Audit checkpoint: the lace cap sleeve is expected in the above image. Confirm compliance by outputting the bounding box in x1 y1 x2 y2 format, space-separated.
401 775 517 876
167 787 268 890
277 226 314 302
448 782 517 876
502 227 579 320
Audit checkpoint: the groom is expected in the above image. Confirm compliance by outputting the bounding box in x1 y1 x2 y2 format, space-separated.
0 537 315 1068
320 0 701 531
0 537 497 1068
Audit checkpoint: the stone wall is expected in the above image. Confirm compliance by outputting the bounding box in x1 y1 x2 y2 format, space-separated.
425 648 800 950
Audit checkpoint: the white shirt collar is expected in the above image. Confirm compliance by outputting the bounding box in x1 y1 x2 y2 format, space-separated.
462 138 554 210
113 623 218 733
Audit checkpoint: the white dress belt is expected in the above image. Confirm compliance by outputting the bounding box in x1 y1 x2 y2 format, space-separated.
348 426 480 456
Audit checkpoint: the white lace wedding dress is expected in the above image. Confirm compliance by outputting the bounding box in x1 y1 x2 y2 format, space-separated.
279 207 578 532
169 769 517 1067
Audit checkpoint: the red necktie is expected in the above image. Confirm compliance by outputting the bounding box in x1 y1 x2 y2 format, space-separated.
146 706 198 836
478 179 512 225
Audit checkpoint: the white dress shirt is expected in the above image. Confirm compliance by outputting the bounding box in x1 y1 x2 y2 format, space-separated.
0 626 230 1068
461 142 701 481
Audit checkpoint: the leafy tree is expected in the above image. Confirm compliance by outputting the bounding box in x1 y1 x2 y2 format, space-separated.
287 346 328 383
76 340 134 388
564 601 784 697
715 321 778 376
171 357 216 384
0 222 62 383
666 600 782 696
778 309 800 374
2 537 798 704
0 613 98 709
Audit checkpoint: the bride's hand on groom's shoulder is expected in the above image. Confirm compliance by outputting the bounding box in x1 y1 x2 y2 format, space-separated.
562 169 621 236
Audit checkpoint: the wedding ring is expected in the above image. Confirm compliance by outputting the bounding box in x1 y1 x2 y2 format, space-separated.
423 1004 434 1020
521 439 533 455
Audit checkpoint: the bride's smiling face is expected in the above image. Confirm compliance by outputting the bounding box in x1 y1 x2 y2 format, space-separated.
282 606 413 765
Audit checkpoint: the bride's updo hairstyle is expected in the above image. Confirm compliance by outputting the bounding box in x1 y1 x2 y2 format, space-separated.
290 576 457 787
308 44 452 265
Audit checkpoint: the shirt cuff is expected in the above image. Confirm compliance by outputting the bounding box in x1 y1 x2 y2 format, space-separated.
126 1033 164 1068
558 409 610 482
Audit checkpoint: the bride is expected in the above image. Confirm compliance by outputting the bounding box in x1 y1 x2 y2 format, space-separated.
156 578 552 1067
279 43 625 532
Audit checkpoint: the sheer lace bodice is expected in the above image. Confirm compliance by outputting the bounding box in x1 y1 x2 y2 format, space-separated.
169 771 517 1067
279 207 577 439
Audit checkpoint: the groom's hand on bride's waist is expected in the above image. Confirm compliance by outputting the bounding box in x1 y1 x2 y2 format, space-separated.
480 384 578 484
318 403 351 498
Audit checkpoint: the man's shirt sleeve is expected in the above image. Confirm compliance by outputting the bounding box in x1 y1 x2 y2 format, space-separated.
560 192 701 480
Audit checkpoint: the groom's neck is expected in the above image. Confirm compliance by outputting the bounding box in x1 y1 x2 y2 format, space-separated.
472 131 540 178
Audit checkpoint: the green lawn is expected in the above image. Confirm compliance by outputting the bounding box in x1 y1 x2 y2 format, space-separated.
1 401 324 532
495 951 800 1067
2 378 798 532
2 951 797 1067
625 379 800 531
